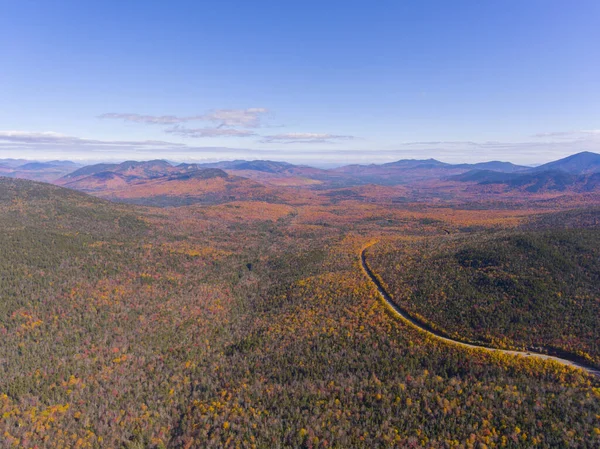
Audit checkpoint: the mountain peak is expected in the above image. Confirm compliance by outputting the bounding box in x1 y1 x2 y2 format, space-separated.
530 151 600 174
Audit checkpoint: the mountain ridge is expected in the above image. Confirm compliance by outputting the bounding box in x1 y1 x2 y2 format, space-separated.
527 151 600 174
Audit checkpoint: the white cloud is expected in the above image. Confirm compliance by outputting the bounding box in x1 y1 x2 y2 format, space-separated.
98 113 182 125
261 133 355 143
0 130 270 163
533 129 600 138
0 131 79 144
201 108 268 128
99 108 269 128
0 130 185 148
165 126 256 138
402 140 481 146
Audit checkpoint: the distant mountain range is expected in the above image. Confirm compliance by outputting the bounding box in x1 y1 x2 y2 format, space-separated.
0 159 83 182
329 157 533 185
453 169 600 193
2 151 600 195
197 159 298 173
48 159 280 206
451 152 600 192
454 161 528 173
57 160 229 192
0 158 31 168
61 159 178 181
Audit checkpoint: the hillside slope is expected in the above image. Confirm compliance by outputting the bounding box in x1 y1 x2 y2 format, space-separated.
369 210 600 366
0 177 236 448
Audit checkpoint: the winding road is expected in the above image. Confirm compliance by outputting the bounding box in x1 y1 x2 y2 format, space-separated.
360 245 600 379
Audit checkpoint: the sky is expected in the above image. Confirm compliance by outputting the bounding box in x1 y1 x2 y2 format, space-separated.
1 0 599 167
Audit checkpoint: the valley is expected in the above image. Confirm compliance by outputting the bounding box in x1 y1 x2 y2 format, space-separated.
1 153 600 447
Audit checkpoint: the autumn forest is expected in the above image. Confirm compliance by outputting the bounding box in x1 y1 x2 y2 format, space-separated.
0 152 599 449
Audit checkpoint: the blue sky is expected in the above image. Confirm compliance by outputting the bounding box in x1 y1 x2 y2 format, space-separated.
1 0 599 166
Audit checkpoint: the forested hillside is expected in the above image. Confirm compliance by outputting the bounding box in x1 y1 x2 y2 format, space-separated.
1 178 599 448
369 210 600 367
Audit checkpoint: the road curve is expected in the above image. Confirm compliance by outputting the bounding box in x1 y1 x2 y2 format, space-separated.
360 245 600 379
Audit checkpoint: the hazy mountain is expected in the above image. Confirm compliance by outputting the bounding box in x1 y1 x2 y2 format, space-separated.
0 159 82 182
528 151 600 174
452 170 524 184
381 158 452 169
336 158 526 173
0 158 29 168
18 162 65 170
334 159 447 173
455 161 529 172
453 169 600 193
199 160 297 173
330 159 463 185
329 158 529 186
18 160 79 170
